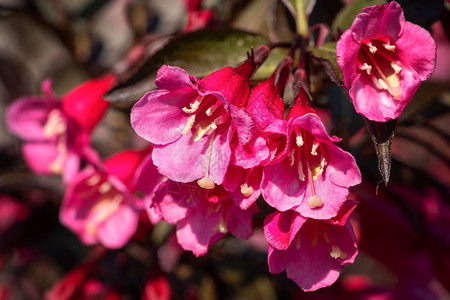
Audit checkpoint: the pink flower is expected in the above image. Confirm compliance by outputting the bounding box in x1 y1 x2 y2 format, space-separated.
264 202 358 291
60 149 149 249
230 57 292 169
336 1 436 122
261 105 361 220
183 0 218 32
152 178 257 256
131 47 269 189
6 75 115 181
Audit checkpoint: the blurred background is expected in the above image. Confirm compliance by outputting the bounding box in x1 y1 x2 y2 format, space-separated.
0 0 449 299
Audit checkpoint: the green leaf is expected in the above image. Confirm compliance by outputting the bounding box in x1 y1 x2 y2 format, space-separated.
331 0 386 35
105 29 288 104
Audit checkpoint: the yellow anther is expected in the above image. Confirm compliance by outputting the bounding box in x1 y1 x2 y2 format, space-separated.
330 245 347 259
99 181 112 194
240 183 253 197
383 43 396 51
391 62 402 74
197 176 215 189
307 195 324 208
182 98 203 114
86 174 101 186
361 63 372 75
313 157 327 180
43 109 67 138
311 141 320 156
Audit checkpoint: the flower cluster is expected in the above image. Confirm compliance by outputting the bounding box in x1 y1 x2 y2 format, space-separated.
3 1 438 295
130 45 362 291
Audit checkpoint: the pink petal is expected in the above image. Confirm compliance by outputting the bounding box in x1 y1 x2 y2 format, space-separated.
396 21 437 81
261 157 305 212
350 69 421 122
104 148 150 191
336 30 361 89
198 66 250 110
135 152 165 198
225 201 257 239
263 210 307 250
282 220 358 291
267 245 286 274
229 167 262 210
152 181 190 224
229 106 256 145
230 132 270 169
6 97 58 141
155 65 198 90
131 89 197 145
288 114 341 145
175 198 225 256
351 1 405 43
327 145 362 188
22 142 62 175
96 203 140 248
152 129 230 185
61 74 114 132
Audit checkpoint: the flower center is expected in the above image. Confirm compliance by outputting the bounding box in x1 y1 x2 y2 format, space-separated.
43 109 67 138
43 109 69 174
290 128 327 209
83 175 124 235
181 95 230 141
181 95 231 189
356 38 402 99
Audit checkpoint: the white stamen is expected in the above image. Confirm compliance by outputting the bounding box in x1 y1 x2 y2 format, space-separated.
391 62 402 74
361 63 372 75
330 245 347 259
313 157 327 180
182 115 196 134
378 78 389 90
86 175 101 186
205 105 217 116
182 98 203 114
296 134 304 147
311 141 320 156
298 160 305 181
289 149 296 166
194 122 216 142
218 218 228 233
369 45 377 53
384 43 396 51
99 181 112 194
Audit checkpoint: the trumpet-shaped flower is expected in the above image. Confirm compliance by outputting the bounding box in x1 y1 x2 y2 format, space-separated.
337 1 436 122
261 105 361 220
60 149 149 249
264 205 358 291
6 75 114 181
131 47 269 189
231 57 292 168
151 178 257 257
